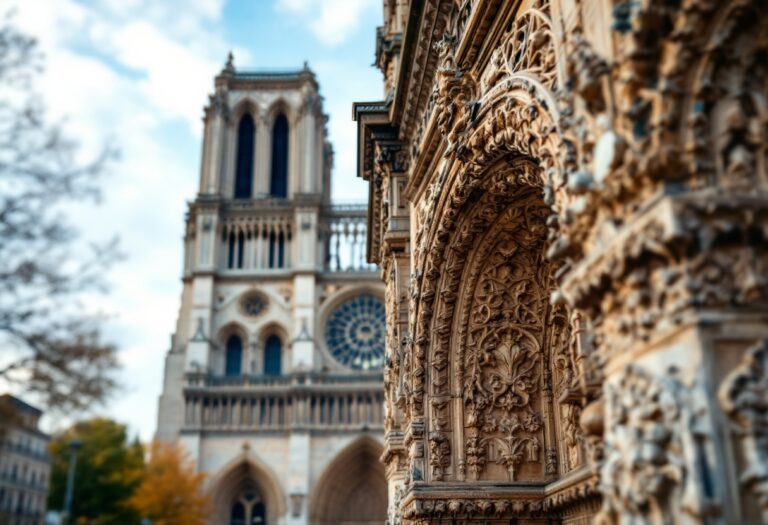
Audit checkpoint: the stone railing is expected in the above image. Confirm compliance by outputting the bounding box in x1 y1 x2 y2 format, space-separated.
182 372 384 432
321 204 376 273
213 202 375 273
219 205 294 271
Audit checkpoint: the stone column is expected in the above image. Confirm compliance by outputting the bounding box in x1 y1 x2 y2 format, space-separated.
200 90 228 195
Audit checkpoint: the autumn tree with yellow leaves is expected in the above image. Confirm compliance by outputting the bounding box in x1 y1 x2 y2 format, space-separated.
129 440 211 525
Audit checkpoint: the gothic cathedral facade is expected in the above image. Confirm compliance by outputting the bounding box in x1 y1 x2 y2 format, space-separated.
356 0 768 524
156 60 388 525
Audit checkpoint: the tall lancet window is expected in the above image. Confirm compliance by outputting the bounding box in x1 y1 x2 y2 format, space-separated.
270 113 288 198
225 335 243 376
234 114 255 199
264 335 282 376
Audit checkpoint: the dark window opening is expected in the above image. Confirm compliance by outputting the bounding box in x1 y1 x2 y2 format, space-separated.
225 335 243 376
237 231 245 268
228 232 236 269
230 501 246 525
252 502 266 524
235 114 255 199
270 114 288 198
264 335 282 376
268 231 276 269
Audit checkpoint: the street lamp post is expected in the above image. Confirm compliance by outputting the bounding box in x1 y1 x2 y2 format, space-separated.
61 438 82 525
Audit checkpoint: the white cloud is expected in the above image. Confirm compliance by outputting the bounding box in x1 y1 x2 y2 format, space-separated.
276 0 377 46
4 0 382 441
6 0 237 440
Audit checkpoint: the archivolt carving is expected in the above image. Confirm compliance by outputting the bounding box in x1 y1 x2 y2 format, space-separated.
415 158 555 484
410 88 563 347
480 4 557 95
390 0 603 520
402 1 575 494
410 1 566 276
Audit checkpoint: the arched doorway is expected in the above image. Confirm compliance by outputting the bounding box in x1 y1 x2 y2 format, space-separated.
209 456 286 525
309 437 387 525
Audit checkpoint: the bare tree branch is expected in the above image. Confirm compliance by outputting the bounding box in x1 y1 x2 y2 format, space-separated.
0 12 121 412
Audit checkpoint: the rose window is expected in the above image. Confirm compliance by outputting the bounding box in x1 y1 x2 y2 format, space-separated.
239 292 267 317
324 295 385 370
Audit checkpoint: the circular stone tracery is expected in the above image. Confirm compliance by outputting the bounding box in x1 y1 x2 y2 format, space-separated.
239 292 268 317
324 295 385 370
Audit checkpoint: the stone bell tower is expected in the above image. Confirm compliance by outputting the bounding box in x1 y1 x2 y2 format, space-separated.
156 56 388 525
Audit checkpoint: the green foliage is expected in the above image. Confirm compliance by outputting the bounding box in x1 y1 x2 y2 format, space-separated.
47 418 145 525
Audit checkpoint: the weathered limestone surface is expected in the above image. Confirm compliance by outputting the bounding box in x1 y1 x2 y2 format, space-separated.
355 0 768 523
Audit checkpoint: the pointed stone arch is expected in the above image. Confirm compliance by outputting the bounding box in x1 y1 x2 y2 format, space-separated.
309 436 387 525
208 449 287 525
394 2 595 515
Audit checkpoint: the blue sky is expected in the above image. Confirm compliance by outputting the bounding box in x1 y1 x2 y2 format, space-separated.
9 0 383 440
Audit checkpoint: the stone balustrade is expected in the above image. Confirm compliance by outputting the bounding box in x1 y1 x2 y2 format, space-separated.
321 204 376 273
182 372 384 431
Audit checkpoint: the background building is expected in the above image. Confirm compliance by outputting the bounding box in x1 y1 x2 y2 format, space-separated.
156 58 388 525
356 0 768 523
0 395 51 525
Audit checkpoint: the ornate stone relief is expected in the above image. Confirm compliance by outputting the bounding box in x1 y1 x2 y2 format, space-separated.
363 1 768 524
599 364 718 524
400 0 585 501
564 196 768 358
479 4 557 94
552 0 768 271
719 340 768 522
460 203 550 482
395 154 565 490
383 262 401 432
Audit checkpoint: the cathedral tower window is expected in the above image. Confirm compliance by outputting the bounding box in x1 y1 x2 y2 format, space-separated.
237 231 245 268
226 231 246 270
225 335 243 376
234 114 255 199
268 231 276 268
227 232 236 269
264 335 282 376
270 113 288 198
267 230 287 269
